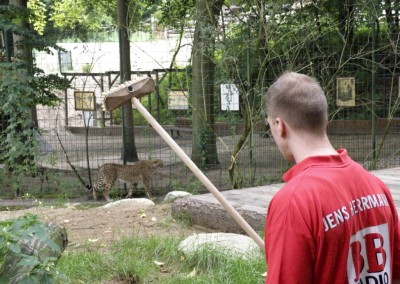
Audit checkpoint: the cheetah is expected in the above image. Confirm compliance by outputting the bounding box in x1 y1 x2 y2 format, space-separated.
87 159 163 202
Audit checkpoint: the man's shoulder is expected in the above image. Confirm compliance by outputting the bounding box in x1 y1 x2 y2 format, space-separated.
270 178 311 205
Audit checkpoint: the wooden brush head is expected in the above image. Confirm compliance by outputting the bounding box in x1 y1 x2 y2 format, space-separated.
102 77 155 111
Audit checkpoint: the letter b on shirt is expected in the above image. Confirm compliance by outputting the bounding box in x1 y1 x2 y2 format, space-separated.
347 224 391 283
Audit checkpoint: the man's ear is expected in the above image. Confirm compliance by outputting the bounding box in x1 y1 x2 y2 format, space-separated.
276 117 287 138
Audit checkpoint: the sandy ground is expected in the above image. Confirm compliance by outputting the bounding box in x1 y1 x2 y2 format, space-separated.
0 201 212 252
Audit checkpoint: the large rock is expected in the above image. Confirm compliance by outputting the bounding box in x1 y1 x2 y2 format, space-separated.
171 169 400 233
172 185 282 233
178 233 262 260
163 191 192 203
103 198 155 209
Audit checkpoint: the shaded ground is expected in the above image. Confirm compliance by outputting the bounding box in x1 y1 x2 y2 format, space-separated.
0 201 214 252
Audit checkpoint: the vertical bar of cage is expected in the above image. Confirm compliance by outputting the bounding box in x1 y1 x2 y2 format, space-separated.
371 22 377 163
155 71 160 121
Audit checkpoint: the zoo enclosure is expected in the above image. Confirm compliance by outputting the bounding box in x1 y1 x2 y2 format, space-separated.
2 2 400 198
34 67 400 198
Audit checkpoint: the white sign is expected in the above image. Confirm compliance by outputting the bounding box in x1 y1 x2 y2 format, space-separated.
220 84 239 111
83 111 95 127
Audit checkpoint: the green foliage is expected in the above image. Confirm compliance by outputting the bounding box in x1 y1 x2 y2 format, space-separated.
0 167 85 199
0 4 70 180
50 0 113 31
27 0 47 35
157 0 196 29
33 69 69 106
0 63 38 175
0 4 60 54
81 63 92 73
0 3 30 29
0 63 68 177
0 214 66 283
49 0 159 41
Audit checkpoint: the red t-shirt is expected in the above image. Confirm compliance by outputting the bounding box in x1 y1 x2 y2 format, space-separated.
265 149 400 283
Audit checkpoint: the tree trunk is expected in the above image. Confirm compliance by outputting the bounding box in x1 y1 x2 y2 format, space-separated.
191 0 223 167
117 0 138 162
10 0 38 127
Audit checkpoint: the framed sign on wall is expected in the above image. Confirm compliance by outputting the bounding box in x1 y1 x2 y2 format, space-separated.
74 91 95 111
168 89 189 110
336 77 356 107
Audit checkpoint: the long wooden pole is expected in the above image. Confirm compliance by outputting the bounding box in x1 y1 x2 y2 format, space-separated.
132 97 265 252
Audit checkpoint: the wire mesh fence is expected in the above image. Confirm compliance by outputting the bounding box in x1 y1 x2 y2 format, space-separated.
1 2 400 199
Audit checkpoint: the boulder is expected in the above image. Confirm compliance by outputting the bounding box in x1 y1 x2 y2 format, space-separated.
171 186 279 233
163 191 192 203
103 198 155 209
178 232 262 260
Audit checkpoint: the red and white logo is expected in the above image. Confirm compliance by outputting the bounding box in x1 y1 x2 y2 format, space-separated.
347 224 391 284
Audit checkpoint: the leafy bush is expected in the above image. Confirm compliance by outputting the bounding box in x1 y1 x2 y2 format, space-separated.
0 214 67 283
0 4 70 194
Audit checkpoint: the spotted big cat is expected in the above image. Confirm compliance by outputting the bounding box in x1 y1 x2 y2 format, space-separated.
87 159 163 201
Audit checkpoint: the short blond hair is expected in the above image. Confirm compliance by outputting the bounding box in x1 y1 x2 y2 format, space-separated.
265 71 328 133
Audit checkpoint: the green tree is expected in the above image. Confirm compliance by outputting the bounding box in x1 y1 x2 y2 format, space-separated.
48 0 157 41
0 1 69 186
191 0 223 167
214 1 283 188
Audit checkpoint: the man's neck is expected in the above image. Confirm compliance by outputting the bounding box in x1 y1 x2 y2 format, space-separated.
289 132 338 164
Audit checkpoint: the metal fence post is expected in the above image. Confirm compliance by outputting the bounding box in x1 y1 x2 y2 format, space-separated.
371 22 377 164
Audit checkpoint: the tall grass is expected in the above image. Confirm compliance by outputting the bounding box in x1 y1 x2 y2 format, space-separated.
58 235 265 283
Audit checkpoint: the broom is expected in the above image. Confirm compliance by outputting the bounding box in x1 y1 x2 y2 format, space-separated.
102 77 265 251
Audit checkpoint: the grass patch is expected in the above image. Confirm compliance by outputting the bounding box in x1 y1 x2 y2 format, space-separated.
58 235 265 283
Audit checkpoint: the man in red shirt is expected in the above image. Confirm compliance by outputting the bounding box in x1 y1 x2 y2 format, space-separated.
264 71 400 283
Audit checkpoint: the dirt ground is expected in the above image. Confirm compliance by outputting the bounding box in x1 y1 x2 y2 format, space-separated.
0 200 212 251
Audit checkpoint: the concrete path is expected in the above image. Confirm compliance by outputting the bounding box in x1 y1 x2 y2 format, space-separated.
172 167 400 234
375 167 400 210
